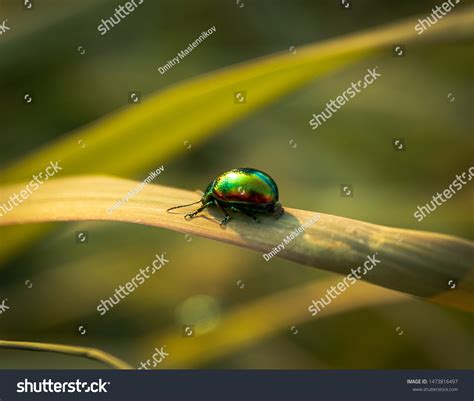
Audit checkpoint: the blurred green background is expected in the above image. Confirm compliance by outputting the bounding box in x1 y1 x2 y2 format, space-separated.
0 0 473 369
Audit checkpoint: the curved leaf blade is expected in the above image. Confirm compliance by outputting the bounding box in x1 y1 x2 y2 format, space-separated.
1 175 472 312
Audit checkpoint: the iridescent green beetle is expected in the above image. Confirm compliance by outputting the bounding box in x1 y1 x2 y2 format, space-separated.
167 168 284 226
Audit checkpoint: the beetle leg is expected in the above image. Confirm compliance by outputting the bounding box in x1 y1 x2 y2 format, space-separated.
272 202 284 219
185 201 213 220
242 210 260 223
214 201 231 226
231 206 260 223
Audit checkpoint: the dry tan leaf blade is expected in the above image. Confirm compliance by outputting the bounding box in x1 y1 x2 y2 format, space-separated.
0 176 472 312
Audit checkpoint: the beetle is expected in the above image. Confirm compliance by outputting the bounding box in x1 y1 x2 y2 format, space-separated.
166 168 284 226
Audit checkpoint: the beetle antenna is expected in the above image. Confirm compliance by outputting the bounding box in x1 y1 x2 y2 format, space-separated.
166 200 202 212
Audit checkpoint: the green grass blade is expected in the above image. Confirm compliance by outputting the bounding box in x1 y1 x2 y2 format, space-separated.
3 7 474 182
